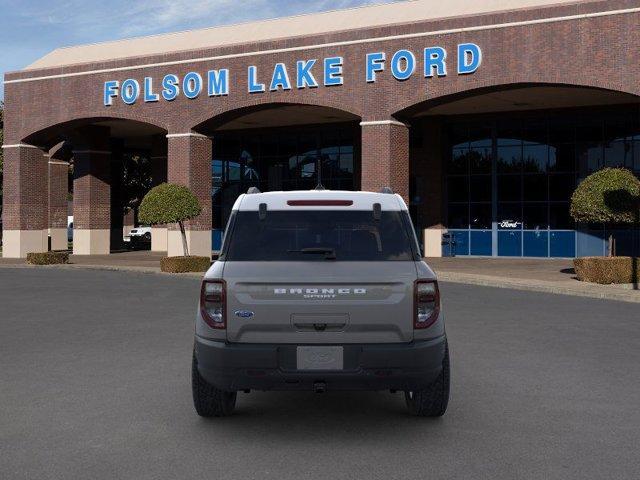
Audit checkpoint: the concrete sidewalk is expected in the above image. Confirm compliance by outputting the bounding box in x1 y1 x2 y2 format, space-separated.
1 252 639 302
0 250 165 268
426 257 640 303
0 251 202 276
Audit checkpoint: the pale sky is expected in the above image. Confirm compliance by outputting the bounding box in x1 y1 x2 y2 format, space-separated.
0 0 401 99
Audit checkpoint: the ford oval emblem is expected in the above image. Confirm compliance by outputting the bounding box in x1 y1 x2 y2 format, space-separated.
234 310 254 318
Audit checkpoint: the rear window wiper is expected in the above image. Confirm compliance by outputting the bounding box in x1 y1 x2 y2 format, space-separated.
287 247 337 260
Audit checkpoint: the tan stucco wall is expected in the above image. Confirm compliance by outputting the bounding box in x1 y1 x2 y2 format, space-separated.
2 230 48 258
167 230 211 258
73 229 110 255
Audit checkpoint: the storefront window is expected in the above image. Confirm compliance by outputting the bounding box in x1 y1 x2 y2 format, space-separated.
523 144 548 173
497 145 522 173
450 148 469 174
549 144 575 172
444 107 640 258
470 175 491 202
469 147 492 173
211 124 359 234
470 203 491 229
604 140 632 168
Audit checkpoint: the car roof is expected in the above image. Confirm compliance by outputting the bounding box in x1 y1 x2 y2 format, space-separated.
233 190 407 211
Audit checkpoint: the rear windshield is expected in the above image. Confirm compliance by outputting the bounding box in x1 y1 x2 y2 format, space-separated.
223 210 419 261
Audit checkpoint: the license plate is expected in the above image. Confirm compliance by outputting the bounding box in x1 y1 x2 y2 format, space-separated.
296 346 343 370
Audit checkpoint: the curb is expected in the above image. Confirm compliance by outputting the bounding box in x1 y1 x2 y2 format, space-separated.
0 263 204 278
436 272 640 303
2 263 639 303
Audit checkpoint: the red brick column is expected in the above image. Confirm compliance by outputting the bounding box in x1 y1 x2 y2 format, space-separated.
48 144 70 251
71 126 112 255
150 134 168 252
151 134 168 186
360 120 410 204
166 132 212 257
1 143 49 258
410 119 445 257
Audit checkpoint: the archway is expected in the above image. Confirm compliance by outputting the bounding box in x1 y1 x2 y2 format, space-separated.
395 84 640 258
21 118 167 255
193 103 361 251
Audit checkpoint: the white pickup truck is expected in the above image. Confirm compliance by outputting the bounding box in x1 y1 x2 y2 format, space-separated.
124 226 152 248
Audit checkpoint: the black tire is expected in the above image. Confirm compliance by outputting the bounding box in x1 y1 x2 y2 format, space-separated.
144 232 151 241
405 343 450 417
192 353 237 417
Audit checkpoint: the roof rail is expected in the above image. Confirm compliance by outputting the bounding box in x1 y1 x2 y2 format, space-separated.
380 187 394 194
247 187 261 194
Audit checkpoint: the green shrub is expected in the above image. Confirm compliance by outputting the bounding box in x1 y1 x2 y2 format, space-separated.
570 168 640 224
574 256 640 284
27 251 69 265
139 183 202 256
571 168 640 257
160 256 211 273
139 183 202 225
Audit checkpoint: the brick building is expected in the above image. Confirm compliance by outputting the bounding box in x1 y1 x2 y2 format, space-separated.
2 0 640 258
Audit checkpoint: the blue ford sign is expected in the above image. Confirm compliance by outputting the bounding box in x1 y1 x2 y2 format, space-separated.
234 310 255 319
104 43 482 106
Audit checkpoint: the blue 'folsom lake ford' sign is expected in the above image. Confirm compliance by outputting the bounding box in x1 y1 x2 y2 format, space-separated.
103 43 481 106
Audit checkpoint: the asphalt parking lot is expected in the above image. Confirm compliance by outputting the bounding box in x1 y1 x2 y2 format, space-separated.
1 268 639 480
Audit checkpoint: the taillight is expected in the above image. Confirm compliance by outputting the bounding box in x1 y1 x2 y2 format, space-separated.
414 280 440 329
200 280 226 329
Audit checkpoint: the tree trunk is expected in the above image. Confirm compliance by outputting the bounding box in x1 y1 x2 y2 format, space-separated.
608 234 614 257
178 221 189 257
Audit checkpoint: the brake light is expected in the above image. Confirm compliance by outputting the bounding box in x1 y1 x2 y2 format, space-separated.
200 280 226 329
414 280 440 329
287 200 353 206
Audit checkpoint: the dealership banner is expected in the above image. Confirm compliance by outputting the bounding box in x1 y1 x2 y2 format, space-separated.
103 43 482 106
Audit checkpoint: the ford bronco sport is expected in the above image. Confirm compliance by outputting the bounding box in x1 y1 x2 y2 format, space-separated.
192 188 450 417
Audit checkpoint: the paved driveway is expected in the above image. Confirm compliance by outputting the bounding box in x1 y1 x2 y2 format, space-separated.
1 268 639 480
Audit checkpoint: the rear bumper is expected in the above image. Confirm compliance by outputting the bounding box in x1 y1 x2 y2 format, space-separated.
194 335 447 392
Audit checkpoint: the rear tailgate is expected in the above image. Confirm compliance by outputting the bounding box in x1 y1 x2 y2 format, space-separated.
224 261 417 344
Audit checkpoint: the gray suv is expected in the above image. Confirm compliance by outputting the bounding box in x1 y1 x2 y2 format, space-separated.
192 189 449 417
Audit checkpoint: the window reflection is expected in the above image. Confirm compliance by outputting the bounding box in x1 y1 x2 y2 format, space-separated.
523 204 548 230
497 145 522 173
445 108 640 257
523 144 548 173
446 109 640 246
470 147 491 174
470 203 491 229
604 140 632 168
211 124 358 229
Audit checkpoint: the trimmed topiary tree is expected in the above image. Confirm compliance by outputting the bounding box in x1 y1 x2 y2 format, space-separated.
570 168 640 257
139 183 202 257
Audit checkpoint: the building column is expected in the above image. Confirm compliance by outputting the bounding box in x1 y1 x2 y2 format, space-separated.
411 119 446 257
72 127 111 255
150 134 168 252
166 132 212 258
110 142 125 251
1 143 49 258
48 143 70 251
123 210 135 241
360 120 410 204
